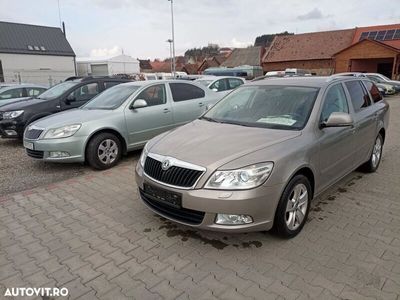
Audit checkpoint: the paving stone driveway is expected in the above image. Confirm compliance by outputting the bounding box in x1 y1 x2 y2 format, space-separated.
1 97 400 300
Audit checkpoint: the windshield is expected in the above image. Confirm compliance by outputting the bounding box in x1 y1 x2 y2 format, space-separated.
196 79 214 87
82 84 139 110
202 85 319 130
37 81 78 100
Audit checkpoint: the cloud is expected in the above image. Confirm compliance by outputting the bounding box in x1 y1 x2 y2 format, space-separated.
90 46 122 58
297 8 326 20
228 38 252 48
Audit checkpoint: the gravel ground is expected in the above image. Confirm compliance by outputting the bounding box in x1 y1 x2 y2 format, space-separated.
0 139 86 196
0 138 140 196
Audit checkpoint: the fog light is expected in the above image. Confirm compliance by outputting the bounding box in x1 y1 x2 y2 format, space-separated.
215 214 253 225
49 151 70 158
4 130 17 136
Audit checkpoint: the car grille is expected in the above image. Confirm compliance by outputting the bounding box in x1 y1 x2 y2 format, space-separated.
25 128 43 140
26 149 44 159
140 188 205 225
144 156 203 188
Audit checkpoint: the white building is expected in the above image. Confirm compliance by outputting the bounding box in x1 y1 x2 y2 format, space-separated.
0 21 76 87
76 54 140 77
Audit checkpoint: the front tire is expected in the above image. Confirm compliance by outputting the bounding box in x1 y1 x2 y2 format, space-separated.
86 133 122 170
273 175 311 238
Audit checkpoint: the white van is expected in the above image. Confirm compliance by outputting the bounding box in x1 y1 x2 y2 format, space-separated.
285 68 311 76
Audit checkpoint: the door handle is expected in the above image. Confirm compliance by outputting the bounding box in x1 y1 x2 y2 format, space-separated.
56 105 61 109
163 108 171 113
198 102 204 107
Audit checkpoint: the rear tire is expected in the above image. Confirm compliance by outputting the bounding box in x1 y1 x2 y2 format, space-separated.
86 132 122 170
273 175 311 238
361 134 383 173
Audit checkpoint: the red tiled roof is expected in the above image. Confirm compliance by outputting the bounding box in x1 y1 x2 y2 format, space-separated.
263 28 356 63
353 23 400 49
150 61 172 73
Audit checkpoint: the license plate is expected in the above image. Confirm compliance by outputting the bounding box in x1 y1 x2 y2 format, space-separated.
143 183 182 208
23 141 34 150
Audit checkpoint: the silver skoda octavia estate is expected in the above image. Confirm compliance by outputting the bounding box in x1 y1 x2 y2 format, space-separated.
135 76 389 237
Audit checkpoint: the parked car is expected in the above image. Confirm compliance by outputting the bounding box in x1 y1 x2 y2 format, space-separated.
365 73 400 93
0 84 47 106
195 76 245 95
23 80 222 169
135 76 389 237
374 82 396 96
0 76 130 138
285 68 312 76
334 72 396 95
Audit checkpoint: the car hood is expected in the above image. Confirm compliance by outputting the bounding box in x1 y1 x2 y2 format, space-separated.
31 108 114 129
0 97 31 107
149 119 301 169
0 97 47 111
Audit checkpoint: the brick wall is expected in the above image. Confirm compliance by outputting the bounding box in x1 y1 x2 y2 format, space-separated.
262 59 334 75
334 40 397 74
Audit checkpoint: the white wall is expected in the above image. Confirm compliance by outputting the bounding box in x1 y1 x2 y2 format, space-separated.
76 54 140 76
0 53 76 87
108 61 140 74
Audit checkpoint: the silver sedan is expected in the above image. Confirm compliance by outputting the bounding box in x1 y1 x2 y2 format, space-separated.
23 80 221 169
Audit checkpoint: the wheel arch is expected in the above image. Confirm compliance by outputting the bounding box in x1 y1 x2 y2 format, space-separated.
84 128 128 161
286 165 316 198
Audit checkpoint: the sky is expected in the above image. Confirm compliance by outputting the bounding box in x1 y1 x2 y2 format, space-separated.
0 0 399 59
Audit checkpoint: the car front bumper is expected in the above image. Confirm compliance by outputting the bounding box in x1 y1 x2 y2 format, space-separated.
23 135 87 163
135 162 283 232
0 120 24 138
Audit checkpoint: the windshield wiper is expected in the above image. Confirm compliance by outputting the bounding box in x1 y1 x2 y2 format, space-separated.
199 116 221 123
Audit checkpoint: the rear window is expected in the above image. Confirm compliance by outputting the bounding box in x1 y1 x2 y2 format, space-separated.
363 81 383 103
345 81 371 112
169 83 205 102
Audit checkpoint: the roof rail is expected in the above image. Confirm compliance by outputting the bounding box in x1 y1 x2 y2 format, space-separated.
327 72 367 82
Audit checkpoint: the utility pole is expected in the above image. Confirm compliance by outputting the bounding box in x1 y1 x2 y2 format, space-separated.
57 0 62 28
168 0 176 77
167 39 173 74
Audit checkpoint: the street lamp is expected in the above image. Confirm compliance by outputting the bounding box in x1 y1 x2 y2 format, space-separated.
168 0 176 77
166 39 173 74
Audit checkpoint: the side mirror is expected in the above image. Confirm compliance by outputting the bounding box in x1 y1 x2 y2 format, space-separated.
131 99 148 109
320 112 353 128
65 94 76 105
211 88 218 92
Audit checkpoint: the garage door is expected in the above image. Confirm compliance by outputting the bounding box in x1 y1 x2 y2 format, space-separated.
91 64 108 76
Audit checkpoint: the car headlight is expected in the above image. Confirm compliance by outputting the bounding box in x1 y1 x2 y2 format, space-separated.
139 144 149 167
205 162 274 190
43 124 81 139
2 110 24 119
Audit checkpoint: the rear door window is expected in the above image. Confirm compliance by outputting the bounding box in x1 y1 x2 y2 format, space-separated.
363 81 383 103
345 81 371 112
169 83 205 101
228 78 244 89
27 88 46 97
0 88 24 99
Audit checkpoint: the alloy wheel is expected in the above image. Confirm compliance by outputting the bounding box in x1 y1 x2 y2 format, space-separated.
371 137 382 168
285 183 308 231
